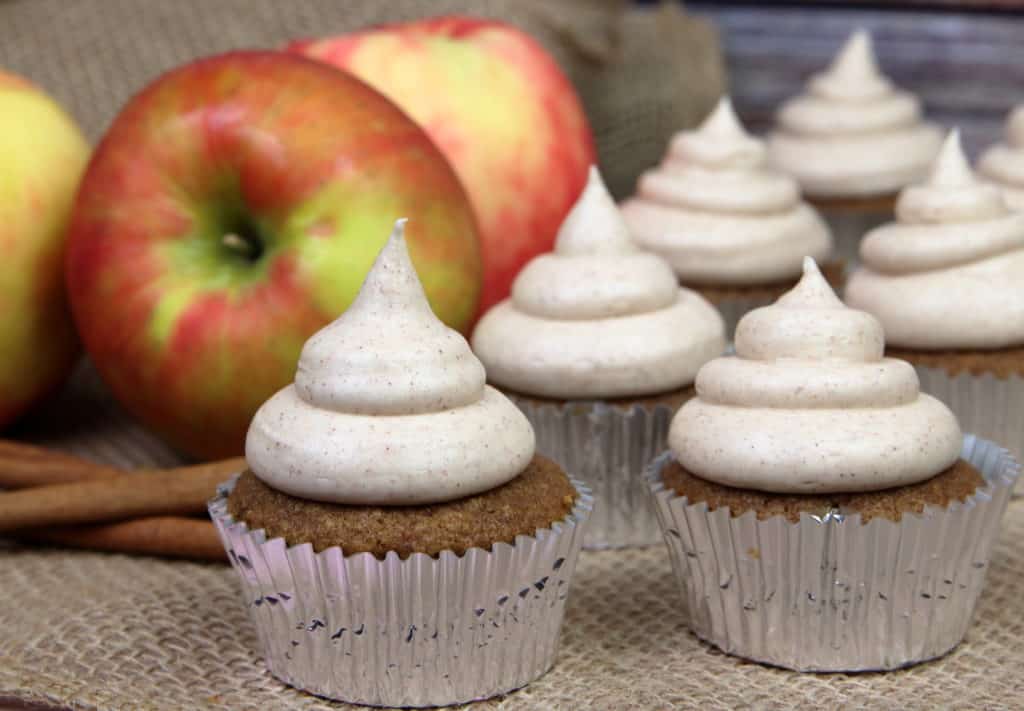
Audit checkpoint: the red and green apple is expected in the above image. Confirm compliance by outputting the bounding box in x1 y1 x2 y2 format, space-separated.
66 51 481 459
0 71 89 429
291 16 596 314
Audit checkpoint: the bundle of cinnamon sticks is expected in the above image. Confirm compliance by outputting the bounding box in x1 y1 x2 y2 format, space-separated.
0 440 244 562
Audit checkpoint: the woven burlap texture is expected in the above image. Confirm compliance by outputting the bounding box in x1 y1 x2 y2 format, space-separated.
0 0 723 199
2 366 1023 710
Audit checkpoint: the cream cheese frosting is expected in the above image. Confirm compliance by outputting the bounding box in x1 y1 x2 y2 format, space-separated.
978 104 1024 210
845 130 1024 350
767 30 943 198
245 219 536 506
620 97 833 286
471 167 726 400
670 257 962 494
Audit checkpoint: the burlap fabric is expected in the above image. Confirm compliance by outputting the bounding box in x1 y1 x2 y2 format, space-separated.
1 366 1022 709
0 0 724 199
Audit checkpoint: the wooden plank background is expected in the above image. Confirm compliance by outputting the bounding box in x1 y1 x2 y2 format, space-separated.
687 1 1024 155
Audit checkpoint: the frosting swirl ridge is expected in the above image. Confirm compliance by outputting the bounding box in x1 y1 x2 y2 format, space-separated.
978 104 1024 210
670 258 962 494
472 167 726 399
767 30 943 197
621 98 832 286
846 131 1024 349
247 219 536 505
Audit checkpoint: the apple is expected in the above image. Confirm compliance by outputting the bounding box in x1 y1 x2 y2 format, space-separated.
66 51 481 459
0 71 89 429
290 16 596 314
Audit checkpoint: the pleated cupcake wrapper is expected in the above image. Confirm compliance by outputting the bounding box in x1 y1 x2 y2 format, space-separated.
915 366 1024 497
511 395 678 549
209 479 593 708
646 435 1019 672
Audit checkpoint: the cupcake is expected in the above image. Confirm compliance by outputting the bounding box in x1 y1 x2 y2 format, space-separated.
977 104 1024 211
210 220 593 707
846 130 1024 495
621 96 836 333
767 30 943 263
472 167 725 549
647 257 1019 671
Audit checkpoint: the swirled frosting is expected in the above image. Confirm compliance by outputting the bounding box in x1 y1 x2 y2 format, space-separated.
767 30 943 198
845 130 1024 350
471 167 726 399
620 97 833 285
978 104 1024 211
670 258 962 494
246 219 536 505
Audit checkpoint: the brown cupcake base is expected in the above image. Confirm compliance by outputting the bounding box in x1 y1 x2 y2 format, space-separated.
692 259 845 305
806 193 897 215
227 454 576 558
500 383 695 412
660 458 983 524
887 344 1024 379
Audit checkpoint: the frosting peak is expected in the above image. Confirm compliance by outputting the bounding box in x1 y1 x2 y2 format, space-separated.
671 258 962 494
896 130 1008 224
246 219 535 505
978 104 1024 211
768 30 942 197
472 166 726 399
846 129 1024 350
296 220 485 415
670 97 765 169
621 97 832 290
555 167 637 256
810 29 891 101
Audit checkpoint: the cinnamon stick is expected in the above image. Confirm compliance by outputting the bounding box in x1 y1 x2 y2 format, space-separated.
0 457 245 532
18 516 226 561
0 439 123 487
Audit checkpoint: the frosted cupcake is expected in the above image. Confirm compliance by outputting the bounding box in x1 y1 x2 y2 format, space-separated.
768 30 943 263
978 104 1024 211
846 130 1024 495
210 220 592 707
621 97 835 333
647 258 1019 671
472 167 725 548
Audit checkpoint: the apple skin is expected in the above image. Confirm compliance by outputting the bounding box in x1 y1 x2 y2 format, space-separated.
290 16 596 314
0 71 89 429
65 51 481 459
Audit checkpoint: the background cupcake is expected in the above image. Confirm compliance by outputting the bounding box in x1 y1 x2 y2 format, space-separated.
472 167 725 549
846 130 1024 495
621 96 835 333
767 29 943 264
977 104 1024 211
648 258 1019 671
213 220 592 707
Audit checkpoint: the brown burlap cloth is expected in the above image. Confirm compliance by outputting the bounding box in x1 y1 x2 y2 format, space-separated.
2 365 1024 709
0 0 724 199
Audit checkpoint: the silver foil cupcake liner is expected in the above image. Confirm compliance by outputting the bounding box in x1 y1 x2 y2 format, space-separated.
511 395 679 549
210 478 593 707
646 434 1019 672
916 366 1024 497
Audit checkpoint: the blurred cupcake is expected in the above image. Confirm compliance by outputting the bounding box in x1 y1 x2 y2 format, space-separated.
768 30 943 263
648 257 1019 671
210 220 592 707
620 97 836 333
472 167 725 549
846 130 1024 495
977 104 1024 210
